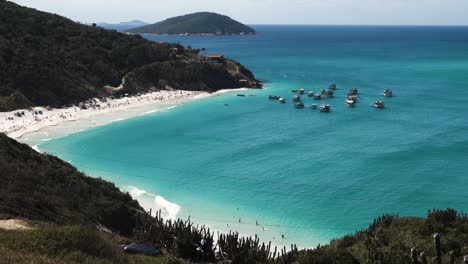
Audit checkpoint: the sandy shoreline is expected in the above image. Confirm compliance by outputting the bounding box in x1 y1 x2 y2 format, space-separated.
0 88 248 142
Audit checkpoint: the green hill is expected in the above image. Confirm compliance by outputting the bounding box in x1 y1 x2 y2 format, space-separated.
0 133 142 236
126 12 255 35
0 2 260 111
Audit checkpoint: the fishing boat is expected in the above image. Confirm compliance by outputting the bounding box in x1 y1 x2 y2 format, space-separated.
298 88 305 94
326 90 334 98
310 104 318 109
383 89 393 97
346 99 356 107
329 83 337 90
374 100 385 109
295 102 305 108
348 95 358 102
269 95 281 100
348 88 358 96
279 97 286 104
308 91 315 97
320 104 331 112
314 94 321 100
293 95 301 102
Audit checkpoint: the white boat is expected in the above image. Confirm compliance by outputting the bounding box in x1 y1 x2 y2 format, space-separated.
298 88 305 94
279 97 286 104
293 95 301 102
326 90 334 98
308 91 315 97
346 99 356 107
320 89 326 95
314 94 321 100
383 89 393 97
320 104 331 112
329 83 337 90
374 100 385 109
310 104 318 109
348 88 358 96
295 102 305 108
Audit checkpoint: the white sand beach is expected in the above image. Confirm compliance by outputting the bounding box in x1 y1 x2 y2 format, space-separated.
0 88 249 142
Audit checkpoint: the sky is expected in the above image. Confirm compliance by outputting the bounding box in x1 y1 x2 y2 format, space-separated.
10 0 468 25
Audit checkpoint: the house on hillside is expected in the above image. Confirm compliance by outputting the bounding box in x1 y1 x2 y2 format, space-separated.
203 54 225 62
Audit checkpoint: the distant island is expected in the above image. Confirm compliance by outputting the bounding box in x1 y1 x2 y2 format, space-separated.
93 20 148 31
126 12 256 35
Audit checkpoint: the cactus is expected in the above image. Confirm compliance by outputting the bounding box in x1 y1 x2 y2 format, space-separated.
420 251 428 264
411 247 418 264
433 233 442 264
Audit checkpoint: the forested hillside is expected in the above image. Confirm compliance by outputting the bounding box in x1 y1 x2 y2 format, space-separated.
0 1 259 111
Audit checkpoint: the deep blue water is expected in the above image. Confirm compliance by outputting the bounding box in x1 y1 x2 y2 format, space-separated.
38 26 468 247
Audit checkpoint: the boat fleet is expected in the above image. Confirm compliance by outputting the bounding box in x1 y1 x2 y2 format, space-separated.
268 83 393 112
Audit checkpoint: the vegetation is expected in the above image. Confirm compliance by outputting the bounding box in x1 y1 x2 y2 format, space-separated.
126 12 256 35
0 1 260 111
0 225 189 264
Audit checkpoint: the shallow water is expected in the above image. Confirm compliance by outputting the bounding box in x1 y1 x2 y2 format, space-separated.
36 26 468 248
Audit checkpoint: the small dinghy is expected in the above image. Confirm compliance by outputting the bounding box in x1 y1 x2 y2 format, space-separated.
374 100 385 109
310 103 318 109
291 90 298 93
314 94 321 100
383 89 393 97
320 89 327 95
308 91 315 97
293 95 302 102
295 101 305 108
298 88 305 94
279 97 286 104
326 90 334 98
329 83 337 90
269 95 280 100
320 104 331 112
237 94 246 97
348 88 358 96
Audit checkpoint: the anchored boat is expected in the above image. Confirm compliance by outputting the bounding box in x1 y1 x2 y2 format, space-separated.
314 94 321 100
348 88 358 96
308 91 315 97
310 103 318 109
329 83 337 90
298 88 305 94
374 100 385 109
293 95 302 102
268 95 281 100
320 104 331 112
383 89 393 97
279 97 286 104
295 101 305 108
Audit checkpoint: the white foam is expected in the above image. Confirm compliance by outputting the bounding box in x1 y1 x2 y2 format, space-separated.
32 145 41 153
124 185 181 220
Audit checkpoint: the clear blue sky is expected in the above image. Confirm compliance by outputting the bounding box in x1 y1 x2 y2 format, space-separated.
11 0 468 25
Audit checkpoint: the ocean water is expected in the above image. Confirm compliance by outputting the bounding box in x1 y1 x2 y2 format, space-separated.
36 26 468 248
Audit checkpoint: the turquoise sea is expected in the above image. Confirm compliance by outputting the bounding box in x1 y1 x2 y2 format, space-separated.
36 26 468 247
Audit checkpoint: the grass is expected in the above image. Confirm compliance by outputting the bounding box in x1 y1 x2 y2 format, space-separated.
0 225 189 264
